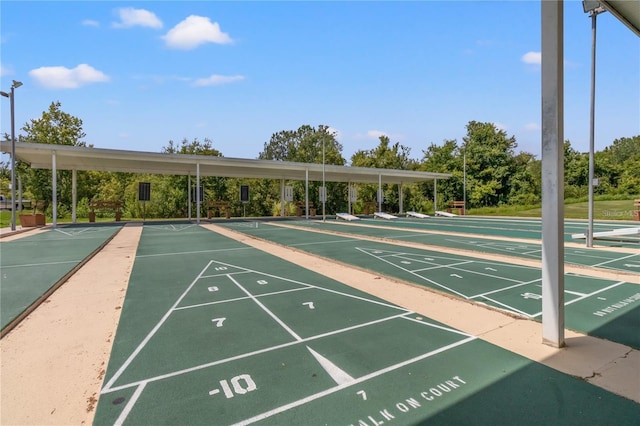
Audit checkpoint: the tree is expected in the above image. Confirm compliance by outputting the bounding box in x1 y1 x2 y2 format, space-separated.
352 135 417 212
419 139 462 209
18 101 88 212
259 125 347 214
462 121 517 207
161 137 226 217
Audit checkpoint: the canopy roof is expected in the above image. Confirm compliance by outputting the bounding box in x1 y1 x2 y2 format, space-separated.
600 0 640 36
0 141 451 185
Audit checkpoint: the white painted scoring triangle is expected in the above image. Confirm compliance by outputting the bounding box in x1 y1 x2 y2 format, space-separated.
306 346 354 385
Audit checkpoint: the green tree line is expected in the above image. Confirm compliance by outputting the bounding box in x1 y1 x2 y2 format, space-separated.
1 102 638 219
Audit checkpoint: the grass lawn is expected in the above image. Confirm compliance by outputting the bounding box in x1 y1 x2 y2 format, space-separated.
470 198 640 221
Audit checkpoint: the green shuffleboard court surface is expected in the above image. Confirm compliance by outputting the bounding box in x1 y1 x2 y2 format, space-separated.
0 224 123 330
93 223 639 425
221 222 640 350
284 219 640 274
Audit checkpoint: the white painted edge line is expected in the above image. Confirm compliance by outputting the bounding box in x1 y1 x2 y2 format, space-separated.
102 312 414 394
114 382 146 426
174 287 311 312
101 260 215 392
227 273 303 341
530 280 628 319
356 247 468 299
469 278 542 300
0 259 81 269
233 336 477 426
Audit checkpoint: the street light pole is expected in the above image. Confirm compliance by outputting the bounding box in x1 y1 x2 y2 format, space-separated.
1 80 23 231
583 1 605 247
322 134 326 222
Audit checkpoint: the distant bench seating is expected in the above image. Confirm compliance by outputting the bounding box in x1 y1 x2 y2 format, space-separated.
447 201 465 215
89 200 122 222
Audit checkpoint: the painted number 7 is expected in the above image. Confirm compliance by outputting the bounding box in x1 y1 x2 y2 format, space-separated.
211 317 226 328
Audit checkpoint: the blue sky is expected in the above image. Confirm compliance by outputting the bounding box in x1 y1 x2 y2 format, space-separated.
1 1 638 163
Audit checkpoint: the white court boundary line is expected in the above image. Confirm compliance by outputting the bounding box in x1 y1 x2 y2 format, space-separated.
143 223 198 232
357 246 633 319
102 258 415 393
233 336 477 426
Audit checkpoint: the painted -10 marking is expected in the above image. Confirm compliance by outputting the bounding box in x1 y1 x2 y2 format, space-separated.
209 374 257 399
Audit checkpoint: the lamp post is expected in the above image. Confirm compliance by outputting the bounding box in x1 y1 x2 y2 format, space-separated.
1 80 23 231
322 133 326 222
583 1 606 247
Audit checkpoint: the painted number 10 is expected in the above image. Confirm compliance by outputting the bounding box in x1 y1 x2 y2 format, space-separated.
209 374 257 399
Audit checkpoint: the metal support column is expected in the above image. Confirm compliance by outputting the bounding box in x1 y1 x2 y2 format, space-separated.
541 0 565 348
72 169 77 223
52 151 57 228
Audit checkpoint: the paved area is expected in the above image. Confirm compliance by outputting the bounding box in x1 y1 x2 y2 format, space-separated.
0 224 123 331
0 219 638 425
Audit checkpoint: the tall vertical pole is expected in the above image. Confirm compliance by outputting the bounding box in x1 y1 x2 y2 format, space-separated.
433 179 437 213
72 169 77 223
541 0 565 348
305 168 309 219
587 10 598 247
52 151 57 228
322 136 326 222
196 162 200 224
378 174 382 212
463 148 467 215
10 86 16 231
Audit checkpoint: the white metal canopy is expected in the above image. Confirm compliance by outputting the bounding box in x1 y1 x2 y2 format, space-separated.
0 141 450 185
599 0 640 36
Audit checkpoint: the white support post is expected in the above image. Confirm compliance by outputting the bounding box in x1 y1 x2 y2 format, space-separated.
305 168 309 220
398 183 403 214
541 0 565 348
378 174 382 212
196 162 201 224
72 169 77 224
52 151 57 228
188 173 191 221
280 179 285 217
433 179 437 213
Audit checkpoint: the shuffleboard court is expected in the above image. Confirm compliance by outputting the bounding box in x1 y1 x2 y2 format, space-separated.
277 219 640 275
93 223 640 425
220 222 640 349
0 224 123 330
349 216 639 247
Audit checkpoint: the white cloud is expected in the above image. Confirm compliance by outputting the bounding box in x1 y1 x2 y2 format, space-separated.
524 122 540 131
0 64 13 76
82 19 100 27
112 8 162 29
367 130 388 139
29 64 110 89
192 74 244 87
326 126 341 139
494 122 508 131
521 51 541 65
163 15 232 50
